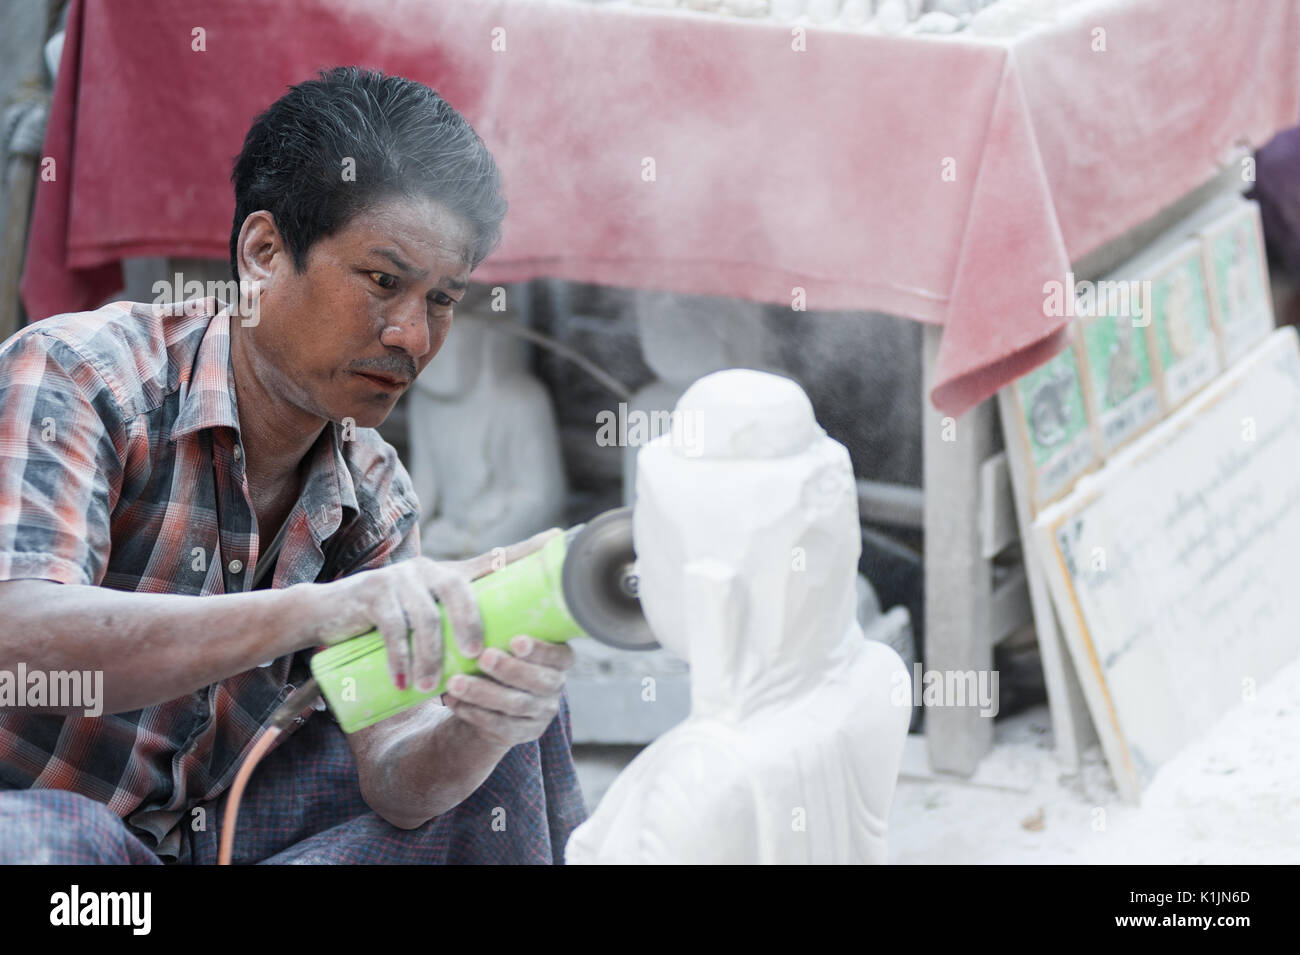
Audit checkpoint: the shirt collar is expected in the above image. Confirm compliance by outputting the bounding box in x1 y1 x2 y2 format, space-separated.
169 300 359 543
170 301 240 440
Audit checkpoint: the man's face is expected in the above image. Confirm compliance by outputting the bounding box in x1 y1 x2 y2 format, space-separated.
245 194 475 429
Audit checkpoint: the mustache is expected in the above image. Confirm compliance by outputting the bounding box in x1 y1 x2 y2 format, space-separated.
351 359 416 381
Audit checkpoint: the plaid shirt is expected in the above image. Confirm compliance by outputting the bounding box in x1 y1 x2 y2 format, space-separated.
0 298 421 858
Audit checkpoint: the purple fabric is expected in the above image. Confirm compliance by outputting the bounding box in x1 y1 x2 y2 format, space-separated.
0 692 586 865
1254 117 1300 281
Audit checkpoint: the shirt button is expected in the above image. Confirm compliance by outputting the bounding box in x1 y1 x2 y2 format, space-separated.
232 445 242 461
228 559 244 574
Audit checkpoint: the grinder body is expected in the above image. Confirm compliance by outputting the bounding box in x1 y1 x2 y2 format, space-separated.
310 509 646 733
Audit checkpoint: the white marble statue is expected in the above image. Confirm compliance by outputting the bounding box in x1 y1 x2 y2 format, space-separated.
408 312 567 559
566 369 912 864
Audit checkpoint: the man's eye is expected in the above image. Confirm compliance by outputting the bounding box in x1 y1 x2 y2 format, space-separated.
431 293 455 308
368 271 398 290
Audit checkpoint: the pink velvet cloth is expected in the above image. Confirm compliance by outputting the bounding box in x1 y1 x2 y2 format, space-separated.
21 0 1300 415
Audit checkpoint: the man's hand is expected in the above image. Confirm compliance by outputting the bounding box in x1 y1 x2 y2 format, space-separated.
316 528 562 695
441 635 576 748
340 527 573 829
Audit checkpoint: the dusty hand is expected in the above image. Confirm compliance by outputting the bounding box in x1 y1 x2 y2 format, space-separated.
442 634 575 748
320 527 562 695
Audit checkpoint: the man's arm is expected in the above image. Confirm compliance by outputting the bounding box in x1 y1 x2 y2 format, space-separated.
0 540 528 720
0 577 325 715
350 635 574 828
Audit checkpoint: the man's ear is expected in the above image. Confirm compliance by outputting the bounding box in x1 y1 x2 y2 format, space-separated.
235 210 285 285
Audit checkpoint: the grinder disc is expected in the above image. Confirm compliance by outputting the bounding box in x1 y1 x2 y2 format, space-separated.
562 507 658 651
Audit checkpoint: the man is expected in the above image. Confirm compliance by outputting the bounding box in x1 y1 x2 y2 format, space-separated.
0 67 585 864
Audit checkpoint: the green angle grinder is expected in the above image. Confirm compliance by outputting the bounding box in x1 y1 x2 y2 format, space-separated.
309 507 654 732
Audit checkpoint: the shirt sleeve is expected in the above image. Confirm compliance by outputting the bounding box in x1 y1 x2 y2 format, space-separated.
0 330 124 587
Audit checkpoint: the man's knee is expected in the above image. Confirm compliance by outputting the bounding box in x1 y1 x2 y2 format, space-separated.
0 789 159 864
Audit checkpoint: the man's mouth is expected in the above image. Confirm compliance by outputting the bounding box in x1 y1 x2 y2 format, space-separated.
352 370 410 391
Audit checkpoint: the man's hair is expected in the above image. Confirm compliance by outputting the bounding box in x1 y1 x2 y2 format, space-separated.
229 66 506 282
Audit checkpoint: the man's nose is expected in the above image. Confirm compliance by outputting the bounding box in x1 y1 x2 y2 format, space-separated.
380 298 432 358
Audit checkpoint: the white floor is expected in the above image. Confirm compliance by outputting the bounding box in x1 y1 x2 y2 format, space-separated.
573 655 1300 863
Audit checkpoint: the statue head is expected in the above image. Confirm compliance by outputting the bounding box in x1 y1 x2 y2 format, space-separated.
633 369 861 719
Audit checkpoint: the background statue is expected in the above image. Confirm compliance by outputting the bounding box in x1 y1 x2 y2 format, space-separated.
408 311 567 559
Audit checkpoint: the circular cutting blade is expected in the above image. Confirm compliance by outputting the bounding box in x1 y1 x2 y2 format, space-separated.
562 507 659 651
